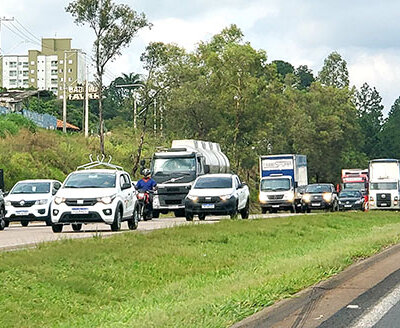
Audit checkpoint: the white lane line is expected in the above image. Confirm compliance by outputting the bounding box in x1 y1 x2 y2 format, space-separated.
351 284 400 328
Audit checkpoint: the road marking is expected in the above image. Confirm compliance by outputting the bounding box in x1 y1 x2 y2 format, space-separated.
351 284 400 328
347 304 360 309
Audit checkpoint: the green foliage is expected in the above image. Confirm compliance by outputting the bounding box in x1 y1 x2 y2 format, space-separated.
377 96 400 158
0 114 36 137
1 212 400 327
318 51 349 88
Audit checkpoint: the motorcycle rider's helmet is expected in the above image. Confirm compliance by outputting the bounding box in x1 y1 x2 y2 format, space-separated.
143 168 151 178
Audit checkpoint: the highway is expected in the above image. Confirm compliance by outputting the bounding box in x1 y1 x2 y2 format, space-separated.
0 213 297 252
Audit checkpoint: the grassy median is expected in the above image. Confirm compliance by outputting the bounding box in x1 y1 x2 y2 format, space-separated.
1 212 400 327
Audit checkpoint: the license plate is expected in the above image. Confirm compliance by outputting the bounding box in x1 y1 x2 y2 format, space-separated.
202 204 215 209
16 210 29 216
380 203 387 207
312 203 321 207
71 208 89 214
169 205 180 209
345 205 352 208
272 205 280 208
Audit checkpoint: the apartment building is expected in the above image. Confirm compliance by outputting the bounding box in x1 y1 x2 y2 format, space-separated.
0 38 85 97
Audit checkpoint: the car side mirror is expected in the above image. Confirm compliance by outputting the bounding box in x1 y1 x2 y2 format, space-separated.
122 183 131 190
2 191 8 197
204 165 210 174
52 189 58 195
238 183 243 189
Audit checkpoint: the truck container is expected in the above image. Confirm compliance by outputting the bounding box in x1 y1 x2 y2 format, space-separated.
149 140 230 217
258 154 308 213
368 159 400 210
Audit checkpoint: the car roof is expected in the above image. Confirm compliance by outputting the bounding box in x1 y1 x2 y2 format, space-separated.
72 169 125 174
198 173 234 178
15 179 60 183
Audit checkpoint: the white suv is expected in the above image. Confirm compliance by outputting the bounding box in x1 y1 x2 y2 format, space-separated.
4 179 62 227
51 166 139 233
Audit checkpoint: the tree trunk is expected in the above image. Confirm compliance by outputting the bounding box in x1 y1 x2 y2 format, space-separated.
98 71 105 155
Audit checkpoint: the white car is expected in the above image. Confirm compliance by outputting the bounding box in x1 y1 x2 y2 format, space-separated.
184 173 250 221
4 179 62 227
51 168 139 233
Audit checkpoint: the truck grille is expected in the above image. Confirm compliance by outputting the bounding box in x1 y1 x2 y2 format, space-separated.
198 196 220 203
377 193 391 207
165 199 182 205
268 194 284 200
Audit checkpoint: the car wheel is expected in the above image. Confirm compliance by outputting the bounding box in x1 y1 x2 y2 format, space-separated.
331 201 338 212
21 221 29 227
240 200 250 219
306 208 311 213
52 224 63 233
152 210 160 219
198 213 206 221
72 223 82 232
230 202 238 219
128 207 139 230
174 209 186 218
0 219 5 231
185 212 194 221
111 209 122 231
4 220 9 228
261 208 267 214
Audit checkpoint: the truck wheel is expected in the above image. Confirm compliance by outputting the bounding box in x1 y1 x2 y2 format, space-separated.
261 208 267 214
174 209 186 217
111 209 122 231
240 200 250 219
128 207 139 230
52 224 63 233
21 221 29 227
198 213 206 221
72 223 82 232
185 212 194 221
152 210 160 219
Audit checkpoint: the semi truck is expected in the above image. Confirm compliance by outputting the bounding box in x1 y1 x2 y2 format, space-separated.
368 159 400 210
149 140 230 217
258 154 308 213
341 169 368 195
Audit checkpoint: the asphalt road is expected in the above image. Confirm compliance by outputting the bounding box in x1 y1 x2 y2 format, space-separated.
0 212 297 251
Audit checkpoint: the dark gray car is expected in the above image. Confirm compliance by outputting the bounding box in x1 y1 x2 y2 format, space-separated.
0 191 5 230
301 183 339 213
338 190 365 211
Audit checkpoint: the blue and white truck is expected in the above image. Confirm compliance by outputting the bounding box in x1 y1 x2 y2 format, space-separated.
258 154 308 213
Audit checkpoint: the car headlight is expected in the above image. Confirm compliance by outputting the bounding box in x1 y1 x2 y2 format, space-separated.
35 199 48 205
286 192 295 202
302 194 311 203
220 194 232 201
187 195 198 202
54 197 65 205
97 195 116 204
323 193 332 202
355 199 362 204
5 200 11 206
259 193 268 203
338 200 342 204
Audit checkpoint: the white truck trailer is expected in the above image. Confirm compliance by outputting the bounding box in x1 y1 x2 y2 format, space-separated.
258 154 308 213
368 159 400 210
150 140 230 217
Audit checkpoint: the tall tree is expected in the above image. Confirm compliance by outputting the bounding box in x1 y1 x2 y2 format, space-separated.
66 0 150 155
318 51 349 88
355 82 384 157
272 60 294 81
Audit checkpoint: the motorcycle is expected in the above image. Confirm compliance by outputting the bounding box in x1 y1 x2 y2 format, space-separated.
136 189 153 221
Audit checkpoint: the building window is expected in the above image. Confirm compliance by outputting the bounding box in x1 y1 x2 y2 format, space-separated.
51 79 58 84
60 78 63 82
31 78 35 83
68 59 73 64
10 79 17 85
23 71 29 77
51 69 58 75
9 71 17 77
60 60 64 64
51 60 58 66
9 62 17 68
68 77 72 82
30 69 35 74
59 69 63 73
30 61 35 65
68 68 73 73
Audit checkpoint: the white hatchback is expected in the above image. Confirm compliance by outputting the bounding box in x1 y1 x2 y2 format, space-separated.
51 168 139 233
4 179 62 227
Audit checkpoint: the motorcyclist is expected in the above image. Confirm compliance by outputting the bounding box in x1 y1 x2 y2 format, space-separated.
135 169 157 215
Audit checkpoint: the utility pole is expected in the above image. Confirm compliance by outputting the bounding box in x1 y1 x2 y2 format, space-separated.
153 97 157 133
85 64 89 138
63 51 67 133
0 17 14 55
115 83 144 131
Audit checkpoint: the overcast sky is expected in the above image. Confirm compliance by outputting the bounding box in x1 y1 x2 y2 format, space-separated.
1 0 399 113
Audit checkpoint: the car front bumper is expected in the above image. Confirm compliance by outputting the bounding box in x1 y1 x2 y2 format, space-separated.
185 197 236 215
302 201 333 210
5 205 50 221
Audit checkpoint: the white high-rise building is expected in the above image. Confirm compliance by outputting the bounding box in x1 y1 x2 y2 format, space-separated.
0 55 29 89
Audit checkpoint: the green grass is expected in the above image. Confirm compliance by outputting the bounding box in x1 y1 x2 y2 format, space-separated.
1 211 400 327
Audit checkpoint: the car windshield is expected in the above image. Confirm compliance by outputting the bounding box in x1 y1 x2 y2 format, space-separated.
153 157 196 175
306 185 331 193
370 182 397 190
11 182 51 194
339 191 361 198
64 172 116 188
194 177 232 189
260 178 290 191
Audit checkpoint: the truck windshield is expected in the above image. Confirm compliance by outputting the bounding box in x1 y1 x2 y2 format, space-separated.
194 177 232 189
343 182 366 190
153 157 196 175
260 178 290 191
370 182 397 190
64 172 116 188
11 182 51 194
